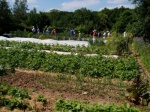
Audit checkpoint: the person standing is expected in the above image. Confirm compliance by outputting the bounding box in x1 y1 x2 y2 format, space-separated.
46 28 50 38
107 31 111 37
70 29 75 40
51 29 56 39
78 31 81 40
103 31 106 39
32 26 36 34
97 31 101 38
51 29 56 35
46 28 50 34
124 31 126 38
37 27 40 34
93 30 97 42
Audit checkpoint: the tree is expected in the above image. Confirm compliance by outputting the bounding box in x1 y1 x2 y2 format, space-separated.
0 0 12 34
130 0 150 41
113 9 135 33
27 8 39 27
74 8 93 25
73 8 94 34
38 12 50 30
100 7 127 31
12 0 28 30
97 12 109 31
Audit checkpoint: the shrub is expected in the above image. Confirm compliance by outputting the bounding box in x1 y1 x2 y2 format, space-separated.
106 34 130 55
127 75 149 105
27 32 34 38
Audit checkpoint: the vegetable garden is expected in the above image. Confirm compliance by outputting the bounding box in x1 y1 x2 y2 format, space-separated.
0 36 150 112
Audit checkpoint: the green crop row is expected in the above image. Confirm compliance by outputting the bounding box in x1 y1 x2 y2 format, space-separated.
0 48 139 80
54 100 141 112
0 84 31 99
0 84 31 110
0 40 108 54
0 84 48 111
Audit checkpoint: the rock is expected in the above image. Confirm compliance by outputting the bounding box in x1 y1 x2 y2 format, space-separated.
82 91 88 95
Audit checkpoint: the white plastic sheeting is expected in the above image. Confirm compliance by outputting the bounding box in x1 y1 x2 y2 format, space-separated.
0 36 89 46
0 36 118 58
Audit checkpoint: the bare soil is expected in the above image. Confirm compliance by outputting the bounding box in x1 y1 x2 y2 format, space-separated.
0 68 132 112
1 63 150 112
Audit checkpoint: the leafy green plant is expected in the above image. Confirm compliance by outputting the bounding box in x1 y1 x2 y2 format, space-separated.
0 84 31 100
54 100 141 112
127 75 149 105
27 32 34 38
36 94 47 105
8 87 31 100
133 39 150 72
0 65 6 82
0 84 9 95
0 40 109 54
38 34 45 39
0 48 139 80
106 35 130 55
0 64 15 82
0 84 32 111
0 97 31 111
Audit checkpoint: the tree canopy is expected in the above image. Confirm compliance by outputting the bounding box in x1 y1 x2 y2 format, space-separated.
0 0 12 34
130 0 150 41
1 0 148 40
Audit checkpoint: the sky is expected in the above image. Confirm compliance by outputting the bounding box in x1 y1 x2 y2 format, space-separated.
7 0 135 12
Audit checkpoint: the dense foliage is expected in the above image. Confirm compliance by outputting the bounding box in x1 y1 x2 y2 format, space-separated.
133 37 150 71
0 84 31 110
0 40 107 54
127 75 149 105
0 0 136 35
130 0 150 41
0 47 139 80
54 100 141 112
0 0 12 34
1 0 150 42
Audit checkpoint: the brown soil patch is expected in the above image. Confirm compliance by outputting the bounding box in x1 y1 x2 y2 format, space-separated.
1 68 150 112
0 69 130 112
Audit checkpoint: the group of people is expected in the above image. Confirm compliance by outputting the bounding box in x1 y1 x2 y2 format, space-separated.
92 30 111 42
70 29 81 39
32 26 113 41
45 28 56 35
32 26 56 36
32 26 39 34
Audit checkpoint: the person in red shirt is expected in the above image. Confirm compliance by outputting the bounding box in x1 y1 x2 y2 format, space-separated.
93 29 97 42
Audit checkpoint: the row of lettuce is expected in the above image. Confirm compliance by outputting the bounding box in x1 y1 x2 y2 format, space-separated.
133 38 150 72
0 47 139 80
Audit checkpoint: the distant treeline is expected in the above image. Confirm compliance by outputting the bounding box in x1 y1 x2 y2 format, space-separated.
0 0 150 41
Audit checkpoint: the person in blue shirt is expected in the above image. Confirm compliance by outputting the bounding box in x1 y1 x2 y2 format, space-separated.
46 28 50 34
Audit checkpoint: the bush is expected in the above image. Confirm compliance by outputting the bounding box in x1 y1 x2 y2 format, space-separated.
38 34 44 39
127 75 149 105
106 34 130 55
27 32 34 38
